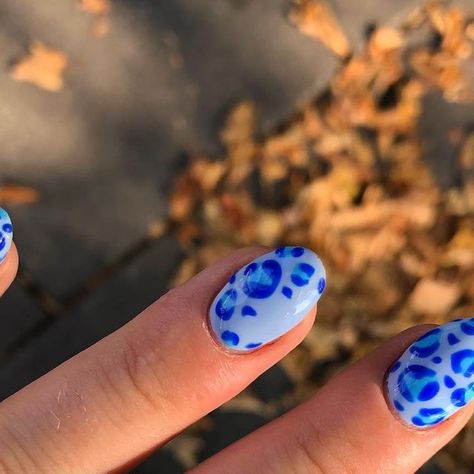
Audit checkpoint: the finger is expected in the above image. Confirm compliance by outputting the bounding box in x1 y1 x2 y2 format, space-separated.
0 208 17 296
192 321 474 474
0 244 18 297
0 246 325 473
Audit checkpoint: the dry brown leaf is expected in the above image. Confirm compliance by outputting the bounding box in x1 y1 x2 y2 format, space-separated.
10 42 68 92
92 16 110 38
169 175 197 221
148 220 168 239
0 185 39 205
289 0 350 57
459 133 474 169
368 27 404 55
77 0 111 38
467 20 474 42
77 0 110 16
409 278 461 315
220 101 256 148
327 198 435 232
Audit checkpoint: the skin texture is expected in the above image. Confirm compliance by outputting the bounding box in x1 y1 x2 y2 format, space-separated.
0 247 316 472
0 242 473 473
192 325 474 474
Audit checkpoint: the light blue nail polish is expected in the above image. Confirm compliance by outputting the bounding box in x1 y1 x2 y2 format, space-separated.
387 318 474 429
209 246 326 352
0 208 13 262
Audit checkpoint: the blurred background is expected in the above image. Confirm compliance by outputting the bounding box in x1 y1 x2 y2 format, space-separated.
0 0 473 471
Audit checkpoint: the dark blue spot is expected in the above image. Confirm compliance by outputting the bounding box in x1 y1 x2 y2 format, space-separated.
448 333 460 345
244 262 258 275
281 286 293 299
276 246 304 258
229 274 236 284
398 365 439 402
451 383 474 407
275 247 286 257
215 289 237 321
444 375 456 388
420 408 445 417
461 320 474 335
418 328 441 340
242 259 282 299
0 236 5 252
451 349 474 377
291 247 305 257
2 223 12 233
290 263 315 287
221 330 239 346
451 388 468 407
390 361 401 373
419 382 440 401
275 247 291 257
412 408 446 426
394 400 404 411
245 342 262 349
411 416 425 426
432 356 442 364
409 328 441 358
317 277 326 294
241 305 257 317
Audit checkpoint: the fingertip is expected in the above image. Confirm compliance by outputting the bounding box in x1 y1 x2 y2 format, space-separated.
0 242 19 296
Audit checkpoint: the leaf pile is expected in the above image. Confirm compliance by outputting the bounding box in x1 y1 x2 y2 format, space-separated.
169 2 474 470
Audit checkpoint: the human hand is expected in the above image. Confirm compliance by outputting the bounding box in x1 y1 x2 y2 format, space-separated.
0 207 473 473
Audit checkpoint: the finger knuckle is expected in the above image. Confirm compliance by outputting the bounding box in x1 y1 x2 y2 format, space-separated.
99 290 185 420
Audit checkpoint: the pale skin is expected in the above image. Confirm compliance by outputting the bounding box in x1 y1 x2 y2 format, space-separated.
0 244 472 473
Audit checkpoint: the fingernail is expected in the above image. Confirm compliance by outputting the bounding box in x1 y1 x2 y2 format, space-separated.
209 246 326 352
0 208 13 262
387 318 474 429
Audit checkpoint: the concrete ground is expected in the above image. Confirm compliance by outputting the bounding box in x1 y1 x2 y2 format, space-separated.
0 0 473 471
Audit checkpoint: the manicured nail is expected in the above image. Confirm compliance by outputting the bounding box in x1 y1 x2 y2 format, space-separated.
387 318 474 429
209 246 326 352
0 208 13 262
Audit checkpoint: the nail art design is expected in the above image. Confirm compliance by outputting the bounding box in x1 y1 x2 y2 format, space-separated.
0 208 13 262
387 318 474 428
209 246 326 351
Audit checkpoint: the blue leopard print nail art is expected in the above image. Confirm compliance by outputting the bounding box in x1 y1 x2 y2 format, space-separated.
387 318 474 428
209 246 326 351
0 208 13 263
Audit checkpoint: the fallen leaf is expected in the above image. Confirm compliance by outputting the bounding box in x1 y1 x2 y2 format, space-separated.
289 0 351 57
77 0 110 16
10 42 68 92
0 185 40 205
368 27 404 55
409 278 461 315
77 0 111 38
91 16 110 38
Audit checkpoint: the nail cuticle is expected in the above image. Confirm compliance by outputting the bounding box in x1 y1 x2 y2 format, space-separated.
387 318 474 429
0 208 13 263
208 246 326 352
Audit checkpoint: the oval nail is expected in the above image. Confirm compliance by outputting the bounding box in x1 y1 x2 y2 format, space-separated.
387 318 474 429
209 246 326 352
0 208 13 262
